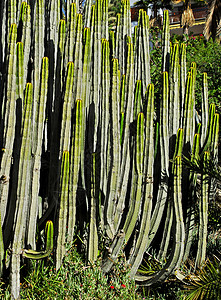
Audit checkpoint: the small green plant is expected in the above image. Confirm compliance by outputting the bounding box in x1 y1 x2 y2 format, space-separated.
184 255 221 300
18 245 143 299
170 34 221 112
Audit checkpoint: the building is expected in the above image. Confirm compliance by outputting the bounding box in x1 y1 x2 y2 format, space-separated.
130 1 208 36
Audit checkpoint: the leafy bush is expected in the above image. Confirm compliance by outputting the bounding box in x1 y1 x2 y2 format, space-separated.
17 246 142 300
171 34 221 112
184 255 221 300
185 35 221 111
150 31 221 114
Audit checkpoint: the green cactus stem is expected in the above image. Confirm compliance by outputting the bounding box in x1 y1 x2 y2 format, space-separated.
16 42 24 103
73 14 83 102
136 156 185 285
115 42 134 229
20 2 31 79
66 3 77 63
99 38 110 201
129 83 154 277
147 72 169 248
209 112 219 201
183 66 196 151
134 10 150 94
0 23 17 224
195 151 210 268
7 0 17 32
88 153 99 262
11 82 33 300
0 212 4 276
115 0 131 73
183 133 200 262
48 18 66 212
59 61 75 159
203 103 216 152
162 10 170 73
201 73 209 145
27 57 49 249
157 128 183 261
105 58 120 238
123 112 145 242
22 220 53 259
68 99 83 243
169 43 180 141
134 80 142 119
180 43 186 123
56 151 70 270
33 0 45 112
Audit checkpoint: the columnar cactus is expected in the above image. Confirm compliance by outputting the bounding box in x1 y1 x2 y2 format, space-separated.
27 57 49 249
11 82 33 300
56 151 70 270
22 220 53 259
0 23 17 224
0 1 218 299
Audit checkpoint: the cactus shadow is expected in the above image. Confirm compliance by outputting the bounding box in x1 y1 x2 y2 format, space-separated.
3 98 23 248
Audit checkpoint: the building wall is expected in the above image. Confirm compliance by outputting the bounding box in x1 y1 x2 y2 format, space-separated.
130 3 207 36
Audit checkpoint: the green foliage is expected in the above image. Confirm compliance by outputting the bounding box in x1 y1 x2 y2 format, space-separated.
184 256 221 300
149 26 162 108
186 36 221 110
172 34 221 111
182 153 221 183
151 32 221 112
18 246 142 300
109 0 122 28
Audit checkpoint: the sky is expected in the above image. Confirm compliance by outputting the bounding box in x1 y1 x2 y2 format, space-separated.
130 0 137 5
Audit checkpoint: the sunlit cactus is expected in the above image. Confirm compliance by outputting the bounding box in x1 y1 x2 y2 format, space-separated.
0 1 218 299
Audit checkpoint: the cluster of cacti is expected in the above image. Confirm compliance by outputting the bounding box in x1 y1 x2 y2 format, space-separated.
0 0 219 299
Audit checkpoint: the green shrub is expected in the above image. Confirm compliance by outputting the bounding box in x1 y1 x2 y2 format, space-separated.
172 34 221 111
18 246 142 300
150 32 221 113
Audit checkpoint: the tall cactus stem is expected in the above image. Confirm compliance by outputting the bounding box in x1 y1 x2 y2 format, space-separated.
162 10 170 73
183 133 200 262
136 156 185 285
129 83 154 277
147 72 169 247
0 23 17 224
195 151 210 268
88 153 99 262
68 99 83 243
11 82 33 300
27 57 49 248
56 151 69 270
201 73 209 145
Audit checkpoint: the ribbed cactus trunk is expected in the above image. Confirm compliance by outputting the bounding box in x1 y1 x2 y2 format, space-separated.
56 151 70 270
11 83 33 300
0 23 17 224
27 57 49 249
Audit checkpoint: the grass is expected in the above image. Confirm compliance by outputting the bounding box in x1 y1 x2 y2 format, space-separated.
0 194 220 299
19 245 143 300
0 242 220 299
